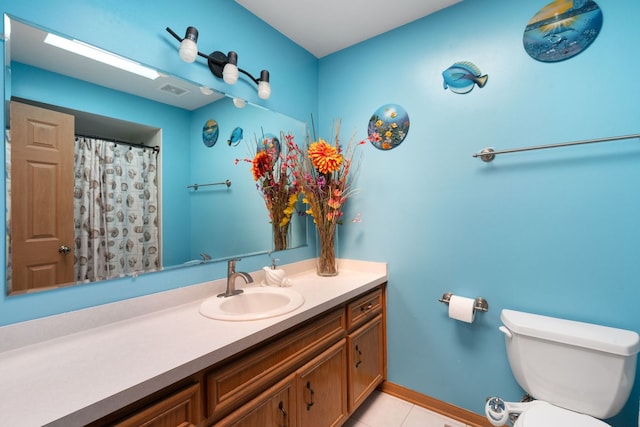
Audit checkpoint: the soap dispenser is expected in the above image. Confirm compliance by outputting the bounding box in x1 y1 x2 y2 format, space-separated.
263 257 286 286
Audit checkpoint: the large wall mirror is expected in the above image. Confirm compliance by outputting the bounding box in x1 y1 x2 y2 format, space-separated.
4 15 307 295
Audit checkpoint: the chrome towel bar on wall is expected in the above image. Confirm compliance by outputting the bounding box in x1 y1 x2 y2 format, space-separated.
473 133 640 162
187 180 232 190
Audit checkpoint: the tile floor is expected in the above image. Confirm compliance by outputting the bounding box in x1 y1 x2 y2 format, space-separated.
343 391 471 427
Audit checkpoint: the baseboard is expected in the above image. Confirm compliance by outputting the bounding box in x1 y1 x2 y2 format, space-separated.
378 382 492 427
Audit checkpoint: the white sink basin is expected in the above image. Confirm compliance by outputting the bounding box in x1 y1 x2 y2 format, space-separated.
199 286 305 321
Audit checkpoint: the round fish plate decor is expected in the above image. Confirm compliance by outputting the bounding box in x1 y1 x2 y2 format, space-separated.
367 104 410 151
257 133 281 157
523 0 603 63
202 119 219 147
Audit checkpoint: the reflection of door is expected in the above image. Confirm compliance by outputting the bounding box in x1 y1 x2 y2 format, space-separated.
10 101 74 292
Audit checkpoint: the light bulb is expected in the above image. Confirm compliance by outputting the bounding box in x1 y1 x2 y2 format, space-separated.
223 63 238 84
179 27 198 63
179 39 198 63
258 70 271 99
258 81 271 100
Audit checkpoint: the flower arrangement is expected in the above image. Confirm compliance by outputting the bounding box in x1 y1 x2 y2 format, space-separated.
237 133 300 251
293 120 366 276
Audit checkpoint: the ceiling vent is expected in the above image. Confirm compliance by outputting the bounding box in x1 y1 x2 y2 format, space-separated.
159 83 189 96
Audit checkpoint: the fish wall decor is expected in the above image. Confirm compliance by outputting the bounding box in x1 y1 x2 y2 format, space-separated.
442 61 488 94
367 104 410 151
202 119 219 147
227 127 244 146
523 0 603 62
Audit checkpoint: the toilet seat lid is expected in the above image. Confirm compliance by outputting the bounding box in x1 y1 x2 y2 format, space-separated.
515 402 609 427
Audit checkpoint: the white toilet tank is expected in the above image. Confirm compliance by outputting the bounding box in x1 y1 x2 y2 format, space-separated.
500 309 639 419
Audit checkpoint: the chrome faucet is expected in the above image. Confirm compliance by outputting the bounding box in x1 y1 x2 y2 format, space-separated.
218 258 253 298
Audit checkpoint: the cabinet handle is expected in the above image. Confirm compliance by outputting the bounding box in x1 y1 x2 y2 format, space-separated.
355 344 363 368
305 380 315 410
278 400 288 427
360 302 373 313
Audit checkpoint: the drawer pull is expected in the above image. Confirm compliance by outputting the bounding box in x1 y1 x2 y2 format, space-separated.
305 381 315 410
355 344 363 368
278 400 288 426
360 302 373 313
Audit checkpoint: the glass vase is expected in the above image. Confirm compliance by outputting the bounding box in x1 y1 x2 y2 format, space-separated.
316 227 338 276
272 221 289 252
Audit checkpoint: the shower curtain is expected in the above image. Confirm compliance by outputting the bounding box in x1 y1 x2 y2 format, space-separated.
74 137 159 282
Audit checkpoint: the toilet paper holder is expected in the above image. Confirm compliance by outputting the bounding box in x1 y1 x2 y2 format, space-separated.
438 292 489 313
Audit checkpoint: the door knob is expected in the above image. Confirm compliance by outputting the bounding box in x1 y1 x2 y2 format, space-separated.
58 245 71 255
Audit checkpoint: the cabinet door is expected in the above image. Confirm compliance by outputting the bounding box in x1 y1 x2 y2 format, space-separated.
113 383 200 427
348 314 385 412
296 340 347 427
215 374 296 427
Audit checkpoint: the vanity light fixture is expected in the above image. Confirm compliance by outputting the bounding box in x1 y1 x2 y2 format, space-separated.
166 26 271 100
44 33 160 80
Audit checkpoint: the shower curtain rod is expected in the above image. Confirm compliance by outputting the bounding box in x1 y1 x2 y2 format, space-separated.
472 133 640 162
75 134 160 153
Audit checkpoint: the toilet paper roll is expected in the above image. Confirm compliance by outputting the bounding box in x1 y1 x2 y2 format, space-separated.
448 295 476 323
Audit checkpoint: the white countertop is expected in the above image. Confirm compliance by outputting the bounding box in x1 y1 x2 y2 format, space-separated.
0 259 387 427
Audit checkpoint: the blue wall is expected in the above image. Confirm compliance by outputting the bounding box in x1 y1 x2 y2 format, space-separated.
0 0 318 325
2 0 640 425
318 0 640 425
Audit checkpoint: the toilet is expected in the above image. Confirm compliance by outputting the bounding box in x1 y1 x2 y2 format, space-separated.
485 309 640 426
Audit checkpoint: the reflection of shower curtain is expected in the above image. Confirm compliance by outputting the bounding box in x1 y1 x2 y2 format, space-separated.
74 137 159 282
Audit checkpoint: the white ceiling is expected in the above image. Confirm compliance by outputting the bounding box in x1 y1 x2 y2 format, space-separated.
235 0 462 58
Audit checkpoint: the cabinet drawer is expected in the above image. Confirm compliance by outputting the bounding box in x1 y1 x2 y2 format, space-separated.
214 374 297 427
113 383 201 427
346 287 383 330
206 308 345 420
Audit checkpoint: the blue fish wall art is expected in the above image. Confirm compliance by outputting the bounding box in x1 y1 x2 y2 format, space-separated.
227 127 244 146
442 61 488 94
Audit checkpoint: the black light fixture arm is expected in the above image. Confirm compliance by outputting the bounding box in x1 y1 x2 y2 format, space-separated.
165 27 268 85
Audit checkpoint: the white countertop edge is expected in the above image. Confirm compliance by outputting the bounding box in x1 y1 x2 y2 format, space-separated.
1 258 381 352
0 259 387 427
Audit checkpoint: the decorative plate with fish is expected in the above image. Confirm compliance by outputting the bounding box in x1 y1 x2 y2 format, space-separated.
367 104 410 151
523 0 603 62
257 133 281 157
202 119 219 147
442 61 488 94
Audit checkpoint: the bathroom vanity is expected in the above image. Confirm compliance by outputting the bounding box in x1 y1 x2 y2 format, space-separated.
0 259 387 427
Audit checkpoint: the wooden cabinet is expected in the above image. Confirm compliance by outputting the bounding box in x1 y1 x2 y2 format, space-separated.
93 284 386 427
215 374 297 427
346 287 386 413
347 314 384 411
206 308 345 421
296 340 348 427
112 383 200 427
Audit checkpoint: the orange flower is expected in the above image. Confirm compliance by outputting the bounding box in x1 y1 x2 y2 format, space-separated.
308 138 343 174
251 151 272 180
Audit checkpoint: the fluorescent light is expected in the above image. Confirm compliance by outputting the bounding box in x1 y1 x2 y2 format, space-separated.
44 33 159 80
4 15 10 41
